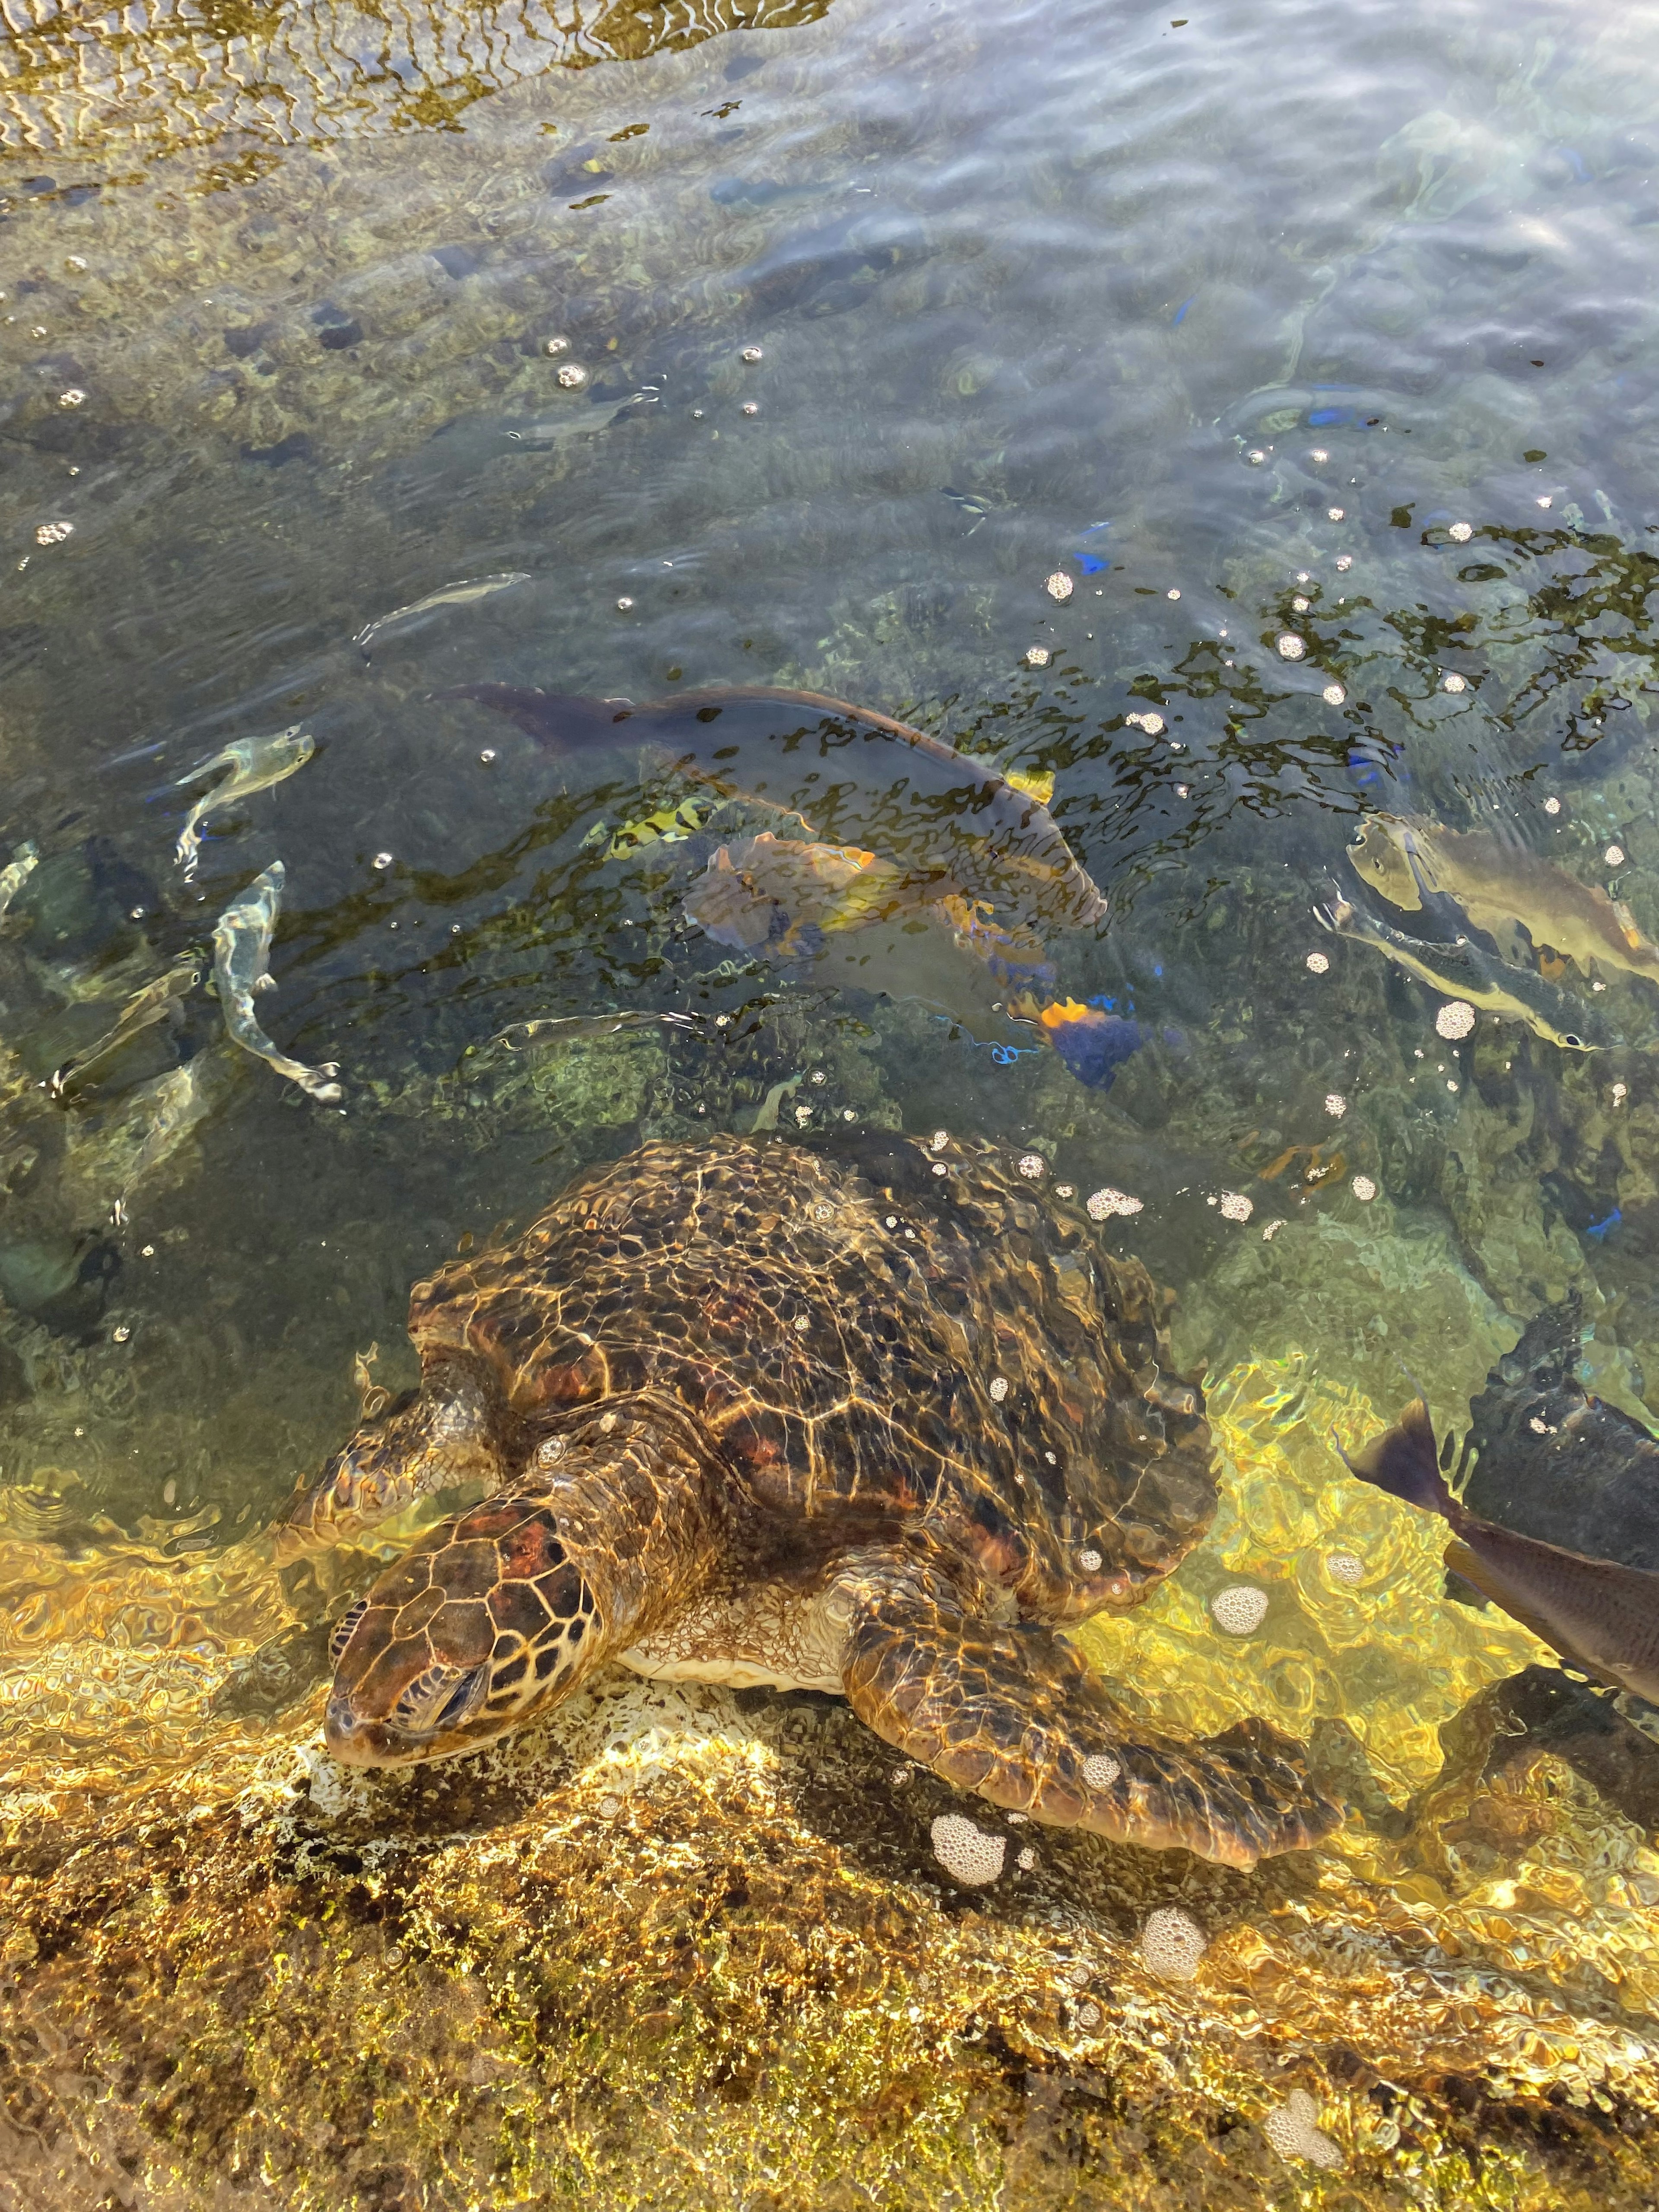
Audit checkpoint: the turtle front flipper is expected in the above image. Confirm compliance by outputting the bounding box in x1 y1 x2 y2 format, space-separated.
840 1557 1340 1869
273 1353 519 1559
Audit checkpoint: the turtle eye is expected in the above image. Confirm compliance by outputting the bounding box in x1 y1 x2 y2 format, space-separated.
1564 1034 1584 1049
393 1662 486 1737
329 1599 369 1663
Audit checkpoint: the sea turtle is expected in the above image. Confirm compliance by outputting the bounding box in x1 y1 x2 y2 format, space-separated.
280 1132 1340 1866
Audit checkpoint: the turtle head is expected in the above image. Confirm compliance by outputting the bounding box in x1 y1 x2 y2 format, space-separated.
324 1488 597 1767
274 1354 515 1560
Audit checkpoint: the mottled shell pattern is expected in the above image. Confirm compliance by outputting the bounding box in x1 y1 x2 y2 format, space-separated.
400 1130 1216 1622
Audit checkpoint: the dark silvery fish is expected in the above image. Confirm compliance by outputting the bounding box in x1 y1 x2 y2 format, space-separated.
440 684 1109 935
50 957 200 1100
1315 890 1627 1052
491 1011 701 1051
1342 1391 1659 1705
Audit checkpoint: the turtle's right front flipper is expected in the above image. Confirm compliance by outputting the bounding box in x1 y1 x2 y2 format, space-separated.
841 1555 1340 1868
274 1353 516 1558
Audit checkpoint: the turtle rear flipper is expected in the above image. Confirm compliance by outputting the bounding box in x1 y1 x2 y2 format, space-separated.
841 1557 1341 1869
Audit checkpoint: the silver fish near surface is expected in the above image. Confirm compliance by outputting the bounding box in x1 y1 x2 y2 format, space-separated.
212 862 342 1103
1314 890 1627 1052
491 1011 702 1052
175 726 315 877
1342 1396 1659 1706
0 839 39 917
353 572 531 653
50 957 201 1100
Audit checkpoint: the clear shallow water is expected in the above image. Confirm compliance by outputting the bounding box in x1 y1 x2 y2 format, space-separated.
6 0 1659 2193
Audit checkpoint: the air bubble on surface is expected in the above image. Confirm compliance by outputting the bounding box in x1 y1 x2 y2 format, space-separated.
1263 2089 1344 2171
1276 632 1304 660
1141 1906 1206 1981
616 596 634 610
1324 1093 1347 1118
1076 1999 1102 2029
1327 505 1344 521
1305 950 1329 973
1606 844 1626 868
1292 595 1309 613
930 1813 1005 1886
1017 1846 1036 1871
1335 553 1352 572
1026 645 1051 668
1449 521 1472 543
1082 1751 1119 1789
35 520 73 545
1217 1191 1253 1222
931 1162 948 1177
1045 571 1074 602
741 345 763 363
372 852 394 870
59 388 86 408
1087 1187 1142 1220
1443 672 1467 693
1055 1183 1074 1198
1326 1551 1365 1586
989 1376 1009 1401
1077 1546 1103 1571
1017 1153 1045 1179
1246 448 1265 465
1436 1000 1475 1039
1322 683 1345 705
1210 1584 1268 1634
556 363 588 388
1351 1174 1377 1202
544 335 570 356
741 401 759 417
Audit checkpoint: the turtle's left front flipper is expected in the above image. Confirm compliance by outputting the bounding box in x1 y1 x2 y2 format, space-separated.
840 1556 1340 1868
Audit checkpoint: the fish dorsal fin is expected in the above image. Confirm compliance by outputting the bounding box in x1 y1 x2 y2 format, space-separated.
1004 766 1056 807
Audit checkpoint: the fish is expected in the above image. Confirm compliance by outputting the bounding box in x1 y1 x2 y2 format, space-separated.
354 572 531 654
1341 1395 1659 1705
175 727 315 877
941 486 1009 534
1314 891 1627 1051
490 1011 702 1051
212 862 342 1103
502 393 656 452
440 684 1108 934
1347 813 1659 986
684 834 931 959
0 839 38 917
49 957 200 1100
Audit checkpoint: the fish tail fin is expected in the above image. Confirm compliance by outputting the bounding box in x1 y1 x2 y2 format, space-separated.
1033 998 1145 1090
435 685 631 752
1339 1396 1456 1516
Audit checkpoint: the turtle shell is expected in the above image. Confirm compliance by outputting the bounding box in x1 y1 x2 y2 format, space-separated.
404 1131 1216 1620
